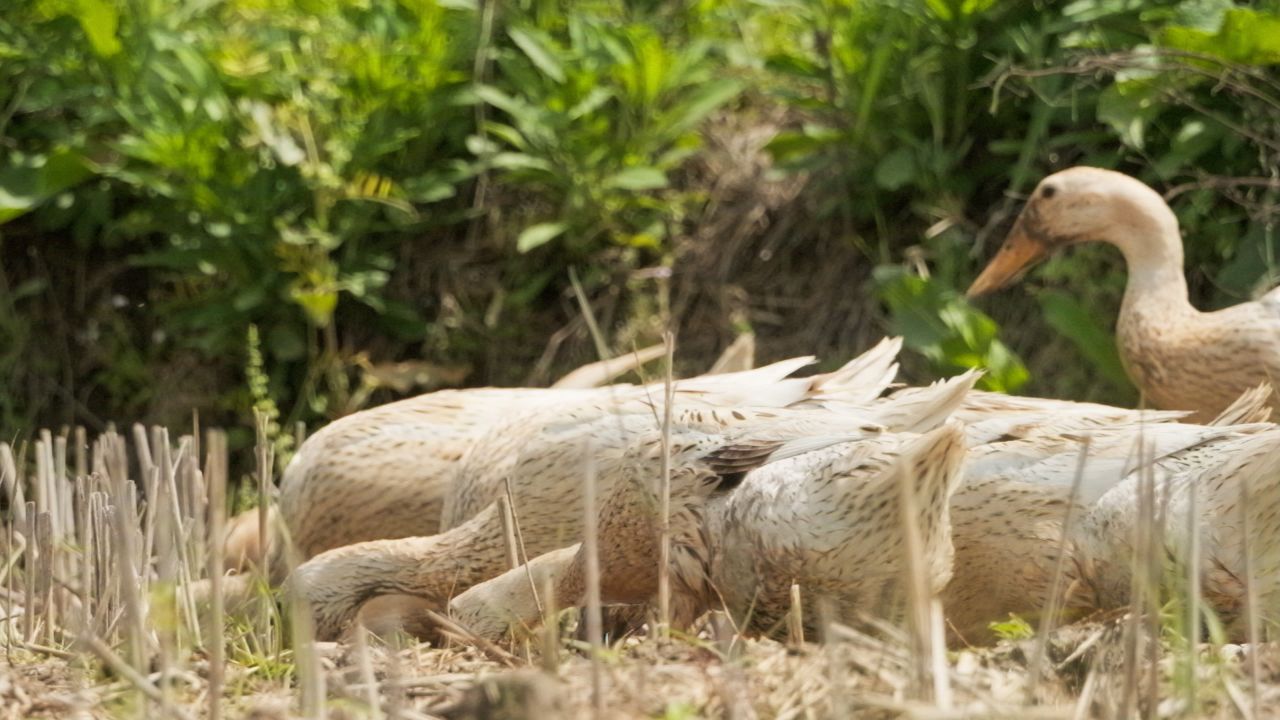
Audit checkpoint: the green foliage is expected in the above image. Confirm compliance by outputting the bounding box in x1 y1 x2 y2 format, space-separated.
2 0 1279 430
658 701 704 720
875 266 1028 393
1036 289 1134 400
476 12 742 258
0 149 93 223
988 613 1035 641
2 0 480 429
1162 7 1280 64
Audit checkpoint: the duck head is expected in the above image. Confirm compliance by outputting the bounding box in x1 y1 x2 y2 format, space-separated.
966 166 1177 297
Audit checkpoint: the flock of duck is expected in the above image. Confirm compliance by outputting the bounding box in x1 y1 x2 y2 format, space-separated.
230 167 1280 649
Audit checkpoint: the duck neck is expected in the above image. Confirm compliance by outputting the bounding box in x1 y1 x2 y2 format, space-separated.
1108 204 1195 319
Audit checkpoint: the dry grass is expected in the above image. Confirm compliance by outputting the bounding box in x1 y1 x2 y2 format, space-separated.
7 612 1280 719
3 423 1280 719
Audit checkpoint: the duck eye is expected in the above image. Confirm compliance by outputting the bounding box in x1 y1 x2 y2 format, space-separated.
1041 184 1057 199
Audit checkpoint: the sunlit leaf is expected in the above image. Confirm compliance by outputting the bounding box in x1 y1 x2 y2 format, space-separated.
509 27 566 83
666 78 742 134
516 222 567 252
0 149 93 224
764 53 822 79
1161 8 1280 65
1096 80 1162 149
924 0 954 22
489 153 553 171
74 0 122 58
567 86 614 120
289 287 339 327
604 166 667 190
874 264 1028 392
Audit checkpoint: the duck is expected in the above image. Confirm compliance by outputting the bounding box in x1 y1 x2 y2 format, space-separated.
442 375 978 643
268 338 903 568
943 394 1278 644
293 340 975 640
700 422 968 637
292 405 882 640
437 358 963 536
447 422 969 642
1070 426 1280 634
967 166 1280 422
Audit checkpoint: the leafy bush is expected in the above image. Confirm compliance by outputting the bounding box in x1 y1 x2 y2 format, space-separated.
2 0 1279 435
755 0 1280 400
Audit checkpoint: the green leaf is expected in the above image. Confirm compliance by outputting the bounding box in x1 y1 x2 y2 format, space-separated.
924 0 954 21
1160 8 1280 65
766 128 840 164
567 87 614 120
874 147 916 191
764 53 823 79
75 0 123 58
289 287 339 327
516 222 567 253
666 79 743 134
267 323 307 362
1152 120 1220 177
489 153 553 172
604 167 667 191
0 149 93 224
874 264 1028 392
1096 81 1162 150
508 27 566 83
10 277 48 302
474 85 528 118
1038 290 1131 393
989 614 1035 641
483 122 528 151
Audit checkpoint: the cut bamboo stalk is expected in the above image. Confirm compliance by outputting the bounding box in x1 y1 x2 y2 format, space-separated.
154 431 179 710
75 476 92 634
540 573 559 674
34 438 50 527
5 519 16 662
112 491 148 676
502 476 543 619
1184 475 1201 713
353 625 383 720
132 423 154 487
1 444 24 527
75 427 87 482
55 434 71 552
284 537 326 720
90 492 112 638
79 633 196 720
657 331 674 639
498 495 519 571
787 583 804 647
35 511 55 645
23 502 36 644
205 429 227 720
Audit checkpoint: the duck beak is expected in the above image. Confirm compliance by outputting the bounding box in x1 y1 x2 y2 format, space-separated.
965 222 1051 298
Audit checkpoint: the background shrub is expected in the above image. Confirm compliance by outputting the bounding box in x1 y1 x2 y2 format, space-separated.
2 0 1279 444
